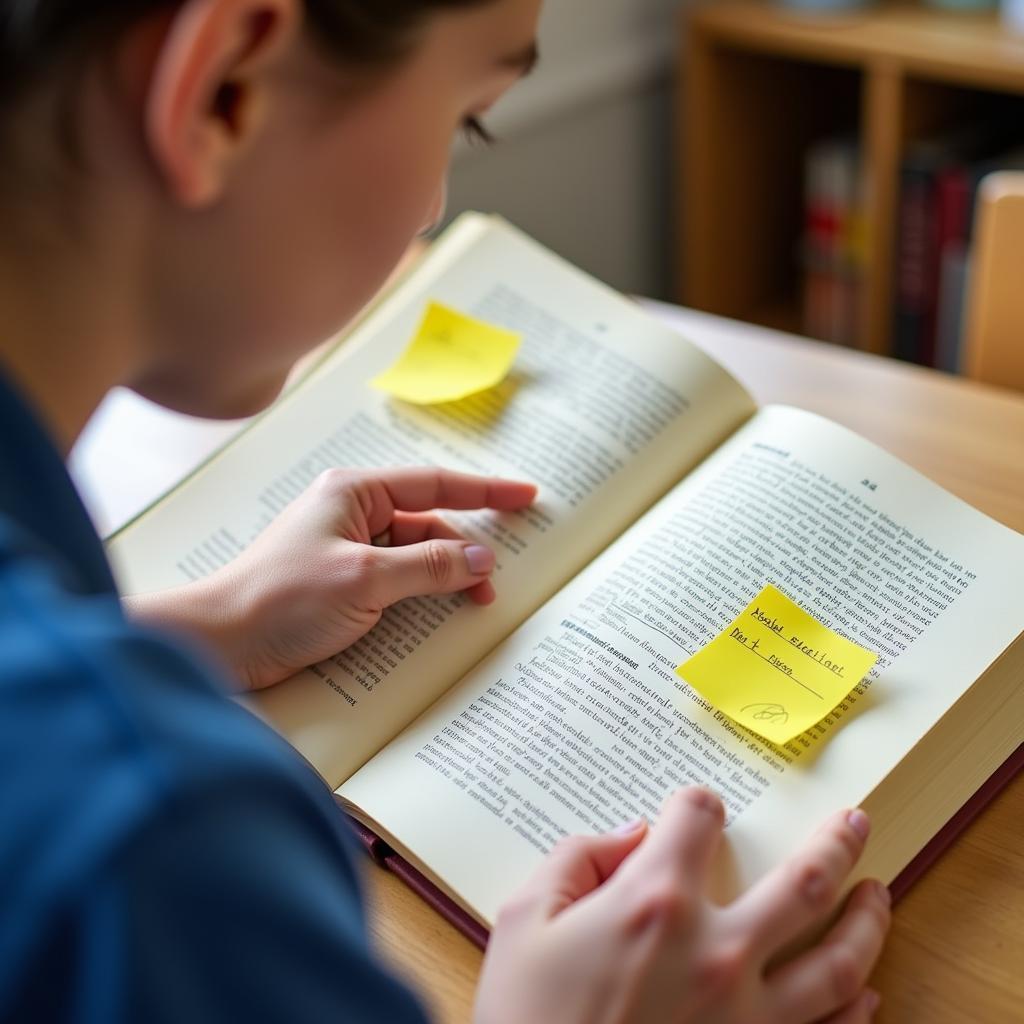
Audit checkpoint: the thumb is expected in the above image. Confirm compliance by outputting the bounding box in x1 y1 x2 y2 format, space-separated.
519 820 649 919
368 539 497 606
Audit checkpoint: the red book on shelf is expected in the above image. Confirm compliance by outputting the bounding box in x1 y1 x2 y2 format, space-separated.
931 165 971 370
802 138 862 346
934 165 971 278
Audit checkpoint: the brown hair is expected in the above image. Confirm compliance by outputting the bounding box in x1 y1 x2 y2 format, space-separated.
0 0 494 101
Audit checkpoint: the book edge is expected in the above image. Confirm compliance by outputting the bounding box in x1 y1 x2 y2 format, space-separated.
343 740 1024 952
888 740 1024 904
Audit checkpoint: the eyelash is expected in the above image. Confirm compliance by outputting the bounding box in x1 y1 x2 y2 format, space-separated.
461 115 496 147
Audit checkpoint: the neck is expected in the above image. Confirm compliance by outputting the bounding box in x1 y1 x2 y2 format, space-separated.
0 198 140 456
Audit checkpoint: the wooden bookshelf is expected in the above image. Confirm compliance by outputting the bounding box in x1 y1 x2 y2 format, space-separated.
678 0 1024 355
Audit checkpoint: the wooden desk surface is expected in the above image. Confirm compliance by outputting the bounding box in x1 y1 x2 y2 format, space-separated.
365 304 1024 1024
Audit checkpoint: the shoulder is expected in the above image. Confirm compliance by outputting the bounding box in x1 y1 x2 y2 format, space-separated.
0 523 427 1020
0 514 324 850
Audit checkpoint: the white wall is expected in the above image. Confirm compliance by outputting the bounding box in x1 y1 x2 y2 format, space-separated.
444 0 686 299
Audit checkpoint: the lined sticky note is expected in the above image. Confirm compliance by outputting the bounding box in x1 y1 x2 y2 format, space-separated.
675 584 878 745
371 302 521 405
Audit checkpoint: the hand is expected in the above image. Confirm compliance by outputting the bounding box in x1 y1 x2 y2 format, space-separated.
475 789 890 1024
126 467 537 691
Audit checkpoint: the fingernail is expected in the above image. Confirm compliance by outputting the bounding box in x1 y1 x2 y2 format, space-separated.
847 808 871 841
611 818 645 835
688 787 724 816
464 545 495 575
874 879 892 908
865 989 882 1014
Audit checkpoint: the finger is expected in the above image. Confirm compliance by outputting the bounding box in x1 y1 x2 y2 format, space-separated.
389 513 500 607
730 808 871 956
818 989 882 1024
376 467 537 515
611 787 726 893
388 511 465 548
506 820 649 921
768 880 890 1023
365 538 497 607
466 578 497 605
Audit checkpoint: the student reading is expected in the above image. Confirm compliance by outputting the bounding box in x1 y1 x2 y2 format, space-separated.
0 2 891 1021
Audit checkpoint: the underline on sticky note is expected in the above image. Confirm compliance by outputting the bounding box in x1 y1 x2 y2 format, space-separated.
730 633 824 699
673 583 878 746
370 301 522 405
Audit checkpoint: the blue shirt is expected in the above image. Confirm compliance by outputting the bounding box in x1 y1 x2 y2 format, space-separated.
0 370 429 1023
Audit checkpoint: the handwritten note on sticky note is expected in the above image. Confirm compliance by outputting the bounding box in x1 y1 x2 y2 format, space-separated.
675 584 878 745
371 302 521 405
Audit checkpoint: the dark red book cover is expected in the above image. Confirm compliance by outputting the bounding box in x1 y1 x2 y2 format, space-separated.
934 166 971 274
930 165 971 369
893 148 943 365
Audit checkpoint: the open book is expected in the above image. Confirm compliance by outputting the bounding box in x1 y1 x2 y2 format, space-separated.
107 214 1024 942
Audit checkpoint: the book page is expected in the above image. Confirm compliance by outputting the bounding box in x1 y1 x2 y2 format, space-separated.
106 215 755 788
339 405 1024 926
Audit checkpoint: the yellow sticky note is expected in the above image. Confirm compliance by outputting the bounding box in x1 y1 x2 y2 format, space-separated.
675 583 878 745
371 302 521 405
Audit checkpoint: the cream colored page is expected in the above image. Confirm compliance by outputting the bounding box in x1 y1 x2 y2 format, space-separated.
339 405 1024 926
106 216 755 788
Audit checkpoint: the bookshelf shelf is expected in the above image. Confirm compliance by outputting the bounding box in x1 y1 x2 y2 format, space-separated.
678 0 1024 356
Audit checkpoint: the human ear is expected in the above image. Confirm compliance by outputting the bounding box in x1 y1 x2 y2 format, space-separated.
145 0 298 207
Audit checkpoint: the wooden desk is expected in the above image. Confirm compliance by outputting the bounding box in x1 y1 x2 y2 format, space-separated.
365 304 1024 1024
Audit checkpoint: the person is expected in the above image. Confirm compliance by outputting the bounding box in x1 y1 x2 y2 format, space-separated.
0 1 891 1021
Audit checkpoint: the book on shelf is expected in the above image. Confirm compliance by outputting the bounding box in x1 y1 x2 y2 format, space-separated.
933 163 971 374
894 127 1024 371
106 213 1024 946
934 147 1024 374
801 137 864 348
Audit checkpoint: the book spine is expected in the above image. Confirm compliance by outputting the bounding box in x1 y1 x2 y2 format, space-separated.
933 165 971 372
803 140 861 346
802 143 838 343
892 156 940 364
